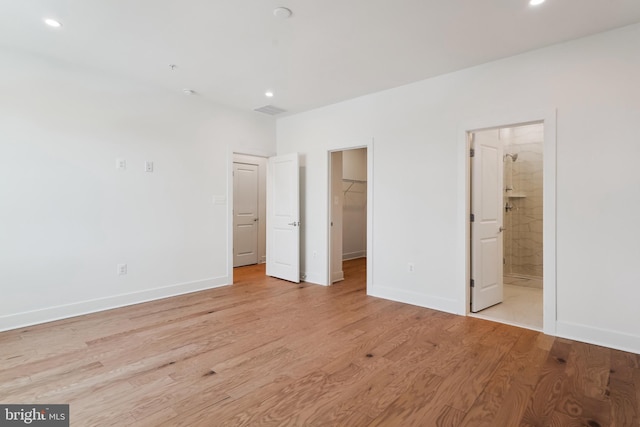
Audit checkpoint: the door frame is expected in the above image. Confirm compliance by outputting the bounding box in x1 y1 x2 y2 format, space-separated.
459 110 557 335
327 142 374 289
227 148 275 284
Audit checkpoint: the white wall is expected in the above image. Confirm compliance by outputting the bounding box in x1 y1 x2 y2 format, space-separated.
0 48 275 331
278 24 640 354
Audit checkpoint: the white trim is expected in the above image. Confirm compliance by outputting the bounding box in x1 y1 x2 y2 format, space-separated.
0 276 230 333
557 321 640 355
369 286 458 315
458 109 557 336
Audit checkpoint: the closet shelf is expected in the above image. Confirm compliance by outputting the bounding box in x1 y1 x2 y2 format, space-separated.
343 178 366 194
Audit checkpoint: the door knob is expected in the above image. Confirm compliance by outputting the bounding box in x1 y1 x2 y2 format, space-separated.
288 221 300 227
253 218 258 222
499 226 506 232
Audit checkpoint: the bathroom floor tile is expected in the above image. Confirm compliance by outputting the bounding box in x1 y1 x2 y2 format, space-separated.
470 284 543 331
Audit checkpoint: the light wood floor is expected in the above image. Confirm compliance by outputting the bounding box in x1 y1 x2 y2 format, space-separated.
1 259 638 426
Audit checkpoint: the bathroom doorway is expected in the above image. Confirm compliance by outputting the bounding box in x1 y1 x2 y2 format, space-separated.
469 123 544 331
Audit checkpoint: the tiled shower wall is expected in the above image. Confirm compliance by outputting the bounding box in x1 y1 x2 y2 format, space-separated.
501 124 543 279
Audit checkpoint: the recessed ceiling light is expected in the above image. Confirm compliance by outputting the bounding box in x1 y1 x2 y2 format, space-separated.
273 7 292 19
529 0 545 6
44 18 62 28
265 91 274 98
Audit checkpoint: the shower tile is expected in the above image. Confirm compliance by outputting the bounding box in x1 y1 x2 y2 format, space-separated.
503 123 544 279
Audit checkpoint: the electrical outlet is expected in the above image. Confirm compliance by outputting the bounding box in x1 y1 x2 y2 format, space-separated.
116 158 126 170
117 264 127 276
145 161 154 172
408 263 414 273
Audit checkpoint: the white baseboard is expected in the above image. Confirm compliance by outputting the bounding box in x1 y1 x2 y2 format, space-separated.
0 275 231 333
343 251 366 261
556 320 640 355
368 285 459 315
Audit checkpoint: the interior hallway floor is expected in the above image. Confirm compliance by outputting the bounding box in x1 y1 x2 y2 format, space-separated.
471 282 543 331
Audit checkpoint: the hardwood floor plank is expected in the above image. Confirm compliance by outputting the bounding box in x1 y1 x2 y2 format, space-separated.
217 370 331 426
489 335 549 426
610 378 639 427
433 405 465 427
635 369 640 412
553 342 611 427
458 330 539 427
520 339 572 427
368 371 444 426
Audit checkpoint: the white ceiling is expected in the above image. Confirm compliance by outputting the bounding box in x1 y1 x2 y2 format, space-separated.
2 0 640 115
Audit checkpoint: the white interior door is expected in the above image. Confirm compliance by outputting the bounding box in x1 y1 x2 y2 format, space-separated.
233 162 259 267
266 153 300 283
471 129 504 312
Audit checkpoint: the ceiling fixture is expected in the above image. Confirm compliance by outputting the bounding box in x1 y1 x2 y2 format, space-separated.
529 0 545 5
254 105 287 115
183 89 196 95
169 64 177 71
44 18 62 28
265 91 274 98
273 7 292 19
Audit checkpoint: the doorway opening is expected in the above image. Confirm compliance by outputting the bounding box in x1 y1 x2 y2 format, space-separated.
468 123 545 331
328 148 368 287
232 154 267 278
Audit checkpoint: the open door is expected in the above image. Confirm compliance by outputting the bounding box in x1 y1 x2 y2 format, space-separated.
329 151 344 283
266 153 300 283
471 130 504 312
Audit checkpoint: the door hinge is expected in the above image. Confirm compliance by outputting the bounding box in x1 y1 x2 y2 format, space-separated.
470 213 475 222
470 148 475 157
470 279 475 288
